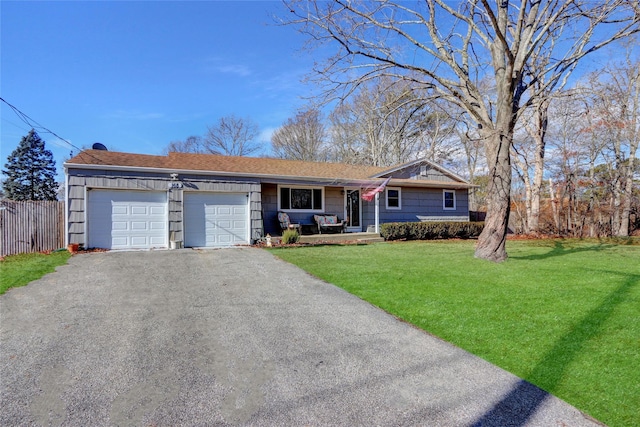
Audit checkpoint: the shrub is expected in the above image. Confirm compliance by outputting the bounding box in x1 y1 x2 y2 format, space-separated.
281 229 300 244
380 221 484 241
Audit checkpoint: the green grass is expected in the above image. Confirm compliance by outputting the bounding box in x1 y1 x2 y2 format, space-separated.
268 239 640 427
0 251 71 295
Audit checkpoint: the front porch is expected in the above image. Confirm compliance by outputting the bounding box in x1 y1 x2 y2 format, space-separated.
300 231 384 244
269 232 384 245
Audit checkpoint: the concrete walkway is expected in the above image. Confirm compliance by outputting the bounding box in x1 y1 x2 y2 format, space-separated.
0 248 601 426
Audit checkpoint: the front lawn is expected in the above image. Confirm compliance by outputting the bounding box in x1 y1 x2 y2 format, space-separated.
268 239 640 427
0 251 71 295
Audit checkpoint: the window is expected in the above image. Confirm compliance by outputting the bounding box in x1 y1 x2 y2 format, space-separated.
386 187 401 209
279 186 323 211
443 190 456 210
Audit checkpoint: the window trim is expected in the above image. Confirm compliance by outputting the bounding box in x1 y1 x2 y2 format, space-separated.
385 187 402 210
443 189 456 210
277 185 324 212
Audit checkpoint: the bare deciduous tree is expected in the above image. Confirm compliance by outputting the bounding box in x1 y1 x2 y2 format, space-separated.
455 119 487 211
205 115 260 156
283 0 640 261
271 108 328 161
585 56 639 236
329 78 427 166
163 135 206 155
328 77 456 167
328 103 365 164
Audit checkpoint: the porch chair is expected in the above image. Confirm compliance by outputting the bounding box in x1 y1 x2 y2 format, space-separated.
278 211 301 234
313 214 347 234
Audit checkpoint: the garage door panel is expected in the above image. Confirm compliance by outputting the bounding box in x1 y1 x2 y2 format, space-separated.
112 237 128 246
150 206 165 215
113 222 128 231
88 190 168 250
113 206 128 215
184 192 249 247
131 206 148 215
131 236 148 246
131 221 148 231
217 207 232 215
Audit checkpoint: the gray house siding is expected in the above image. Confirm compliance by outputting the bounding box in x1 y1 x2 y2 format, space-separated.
361 187 469 229
67 168 261 247
388 162 458 183
263 182 470 235
262 184 347 235
261 184 280 236
324 187 344 217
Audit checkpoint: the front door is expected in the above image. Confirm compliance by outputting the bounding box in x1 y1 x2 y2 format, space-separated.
345 188 362 232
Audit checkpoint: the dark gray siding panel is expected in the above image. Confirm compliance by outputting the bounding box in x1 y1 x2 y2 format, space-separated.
262 184 280 236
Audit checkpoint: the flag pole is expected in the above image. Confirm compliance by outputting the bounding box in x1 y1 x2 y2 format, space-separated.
375 192 380 233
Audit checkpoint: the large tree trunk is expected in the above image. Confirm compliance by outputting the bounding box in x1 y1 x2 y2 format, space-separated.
475 129 512 262
611 175 623 236
617 172 634 236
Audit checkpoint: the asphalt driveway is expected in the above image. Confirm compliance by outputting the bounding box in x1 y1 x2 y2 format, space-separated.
1 248 601 426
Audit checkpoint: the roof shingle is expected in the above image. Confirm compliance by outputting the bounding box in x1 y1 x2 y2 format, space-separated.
66 150 388 180
66 150 473 188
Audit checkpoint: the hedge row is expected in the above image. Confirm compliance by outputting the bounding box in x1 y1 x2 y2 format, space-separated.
380 221 484 241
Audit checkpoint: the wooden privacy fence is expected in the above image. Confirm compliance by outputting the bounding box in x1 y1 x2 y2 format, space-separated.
0 200 65 257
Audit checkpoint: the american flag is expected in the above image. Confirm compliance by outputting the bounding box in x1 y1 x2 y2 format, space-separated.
361 177 391 201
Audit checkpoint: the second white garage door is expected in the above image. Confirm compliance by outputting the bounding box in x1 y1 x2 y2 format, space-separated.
183 192 249 247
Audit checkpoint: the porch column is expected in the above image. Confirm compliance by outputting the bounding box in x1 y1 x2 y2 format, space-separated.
375 192 380 233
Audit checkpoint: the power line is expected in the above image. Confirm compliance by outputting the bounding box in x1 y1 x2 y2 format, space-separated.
1 117 31 133
0 97 101 162
1 97 77 151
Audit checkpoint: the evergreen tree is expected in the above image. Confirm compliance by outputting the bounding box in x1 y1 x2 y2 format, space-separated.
2 129 58 201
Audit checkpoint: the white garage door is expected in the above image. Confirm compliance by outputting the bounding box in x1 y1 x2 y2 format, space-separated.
184 192 249 247
87 190 168 250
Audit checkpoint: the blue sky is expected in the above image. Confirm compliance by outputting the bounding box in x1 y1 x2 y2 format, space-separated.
1 1 320 178
2 1 636 182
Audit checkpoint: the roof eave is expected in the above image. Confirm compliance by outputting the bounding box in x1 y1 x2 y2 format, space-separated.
63 162 376 184
63 162 476 189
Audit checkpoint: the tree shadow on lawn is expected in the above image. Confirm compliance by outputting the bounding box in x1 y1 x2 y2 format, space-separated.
509 241 617 261
469 269 638 427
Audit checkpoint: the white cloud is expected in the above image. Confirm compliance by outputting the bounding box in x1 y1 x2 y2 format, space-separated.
258 126 276 143
202 56 252 77
105 110 165 120
216 64 251 77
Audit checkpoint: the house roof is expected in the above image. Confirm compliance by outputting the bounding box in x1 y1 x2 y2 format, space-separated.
65 150 474 188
